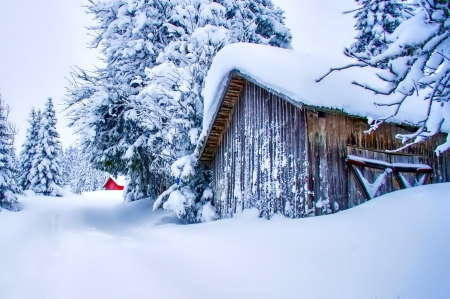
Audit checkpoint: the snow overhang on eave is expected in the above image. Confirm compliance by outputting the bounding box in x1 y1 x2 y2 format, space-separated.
198 71 245 164
197 69 422 166
198 70 312 165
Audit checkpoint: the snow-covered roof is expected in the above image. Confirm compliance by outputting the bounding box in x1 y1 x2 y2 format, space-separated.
114 176 127 186
104 176 126 187
201 43 447 141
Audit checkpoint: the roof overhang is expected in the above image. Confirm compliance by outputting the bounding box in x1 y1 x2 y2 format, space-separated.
198 70 312 165
197 69 422 165
198 71 245 164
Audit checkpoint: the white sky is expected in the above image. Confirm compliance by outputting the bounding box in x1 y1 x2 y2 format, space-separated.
272 0 357 55
0 0 358 151
0 0 101 151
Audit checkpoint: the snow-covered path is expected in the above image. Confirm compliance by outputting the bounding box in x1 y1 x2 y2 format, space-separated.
1 185 450 299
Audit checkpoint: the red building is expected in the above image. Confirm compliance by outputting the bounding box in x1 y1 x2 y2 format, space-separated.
103 177 125 190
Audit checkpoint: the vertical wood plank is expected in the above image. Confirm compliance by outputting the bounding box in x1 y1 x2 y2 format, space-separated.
209 78 450 220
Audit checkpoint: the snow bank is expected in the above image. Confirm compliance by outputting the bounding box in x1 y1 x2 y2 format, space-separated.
1 185 450 298
83 190 124 201
201 43 449 140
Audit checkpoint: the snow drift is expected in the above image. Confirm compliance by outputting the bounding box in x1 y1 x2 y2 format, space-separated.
0 184 449 298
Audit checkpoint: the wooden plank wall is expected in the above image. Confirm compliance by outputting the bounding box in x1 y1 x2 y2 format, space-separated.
306 111 450 214
346 146 432 207
211 80 450 219
212 80 310 219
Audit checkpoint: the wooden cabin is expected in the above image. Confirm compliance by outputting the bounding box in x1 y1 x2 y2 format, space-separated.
103 176 125 191
198 49 450 219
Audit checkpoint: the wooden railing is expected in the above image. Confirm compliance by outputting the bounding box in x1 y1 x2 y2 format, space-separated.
346 155 432 200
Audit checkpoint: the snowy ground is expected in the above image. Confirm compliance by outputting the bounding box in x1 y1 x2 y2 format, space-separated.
1 185 450 299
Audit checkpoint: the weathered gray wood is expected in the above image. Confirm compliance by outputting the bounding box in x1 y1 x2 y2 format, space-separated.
206 76 450 219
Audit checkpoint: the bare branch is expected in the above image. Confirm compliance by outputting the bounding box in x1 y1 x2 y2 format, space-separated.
436 51 450 62
352 81 396 95
315 63 367 83
342 6 366 15
385 141 418 153
342 0 377 15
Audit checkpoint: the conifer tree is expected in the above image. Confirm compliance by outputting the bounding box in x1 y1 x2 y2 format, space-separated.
66 0 292 205
0 94 21 211
61 145 109 194
30 98 63 196
19 108 40 190
140 0 291 220
60 146 76 187
348 0 411 61
66 0 178 201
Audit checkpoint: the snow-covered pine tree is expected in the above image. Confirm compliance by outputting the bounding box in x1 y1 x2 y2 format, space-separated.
30 98 63 196
139 0 291 166
0 94 21 211
142 0 292 221
68 146 109 194
66 0 291 206
19 108 41 190
66 0 186 201
60 146 77 187
347 0 411 61
10 144 21 187
319 0 450 155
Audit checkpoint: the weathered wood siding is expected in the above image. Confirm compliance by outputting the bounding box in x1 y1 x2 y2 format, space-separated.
346 147 432 208
306 111 449 214
209 79 450 219
212 80 310 219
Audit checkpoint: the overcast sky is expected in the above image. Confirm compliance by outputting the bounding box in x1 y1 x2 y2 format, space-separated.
0 0 358 151
0 0 100 150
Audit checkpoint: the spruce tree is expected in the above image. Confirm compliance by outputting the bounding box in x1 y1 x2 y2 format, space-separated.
30 98 63 196
348 0 411 61
66 0 292 205
62 145 109 194
141 0 291 220
19 108 40 190
60 146 76 187
0 94 21 211
66 0 178 201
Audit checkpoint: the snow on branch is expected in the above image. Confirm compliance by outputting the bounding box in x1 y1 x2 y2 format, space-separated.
318 0 450 155
315 63 368 83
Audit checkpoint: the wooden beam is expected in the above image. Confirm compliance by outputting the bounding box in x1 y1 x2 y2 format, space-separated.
199 72 246 163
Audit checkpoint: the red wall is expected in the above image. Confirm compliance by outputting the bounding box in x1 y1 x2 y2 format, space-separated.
104 178 124 190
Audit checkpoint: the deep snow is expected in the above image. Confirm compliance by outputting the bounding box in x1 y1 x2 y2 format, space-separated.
1 185 450 299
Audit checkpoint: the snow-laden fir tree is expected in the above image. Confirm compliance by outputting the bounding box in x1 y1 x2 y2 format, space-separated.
0 94 21 211
10 144 21 187
348 0 412 61
66 0 184 201
139 0 291 221
19 108 41 190
66 0 291 208
60 146 77 187
61 145 109 194
320 0 450 155
29 98 63 196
